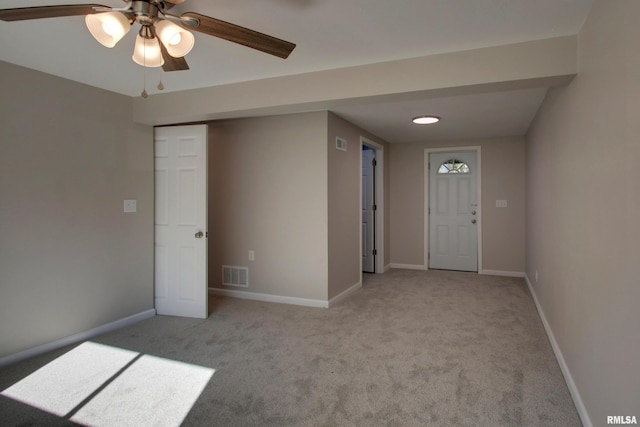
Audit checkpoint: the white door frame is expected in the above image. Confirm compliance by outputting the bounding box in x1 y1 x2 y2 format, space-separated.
424 146 482 271
360 136 385 275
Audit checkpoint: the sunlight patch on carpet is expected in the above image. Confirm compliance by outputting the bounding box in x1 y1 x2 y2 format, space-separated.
1 342 138 416
71 354 214 426
1 342 215 426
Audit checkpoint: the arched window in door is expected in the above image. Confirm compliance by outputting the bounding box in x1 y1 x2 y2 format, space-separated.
437 158 470 174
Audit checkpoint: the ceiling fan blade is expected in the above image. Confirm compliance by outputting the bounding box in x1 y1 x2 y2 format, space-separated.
0 4 109 22
181 12 296 59
158 39 190 72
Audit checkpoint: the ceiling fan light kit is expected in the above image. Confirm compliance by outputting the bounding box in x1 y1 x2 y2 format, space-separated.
88 1 196 69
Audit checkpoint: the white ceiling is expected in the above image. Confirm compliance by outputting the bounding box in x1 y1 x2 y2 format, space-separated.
332 88 549 144
0 0 594 142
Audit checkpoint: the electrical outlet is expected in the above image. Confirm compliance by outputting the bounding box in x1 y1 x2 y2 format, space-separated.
535 270 538 283
248 250 255 261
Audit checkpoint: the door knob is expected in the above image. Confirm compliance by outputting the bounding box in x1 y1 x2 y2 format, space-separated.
195 231 204 239
471 219 477 224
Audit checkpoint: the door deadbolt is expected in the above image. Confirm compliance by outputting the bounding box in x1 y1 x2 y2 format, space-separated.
471 219 477 224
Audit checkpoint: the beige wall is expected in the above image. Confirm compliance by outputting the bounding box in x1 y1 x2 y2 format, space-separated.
525 0 640 423
208 112 391 303
327 113 390 300
390 137 526 273
0 61 154 359
134 37 577 126
208 113 329 301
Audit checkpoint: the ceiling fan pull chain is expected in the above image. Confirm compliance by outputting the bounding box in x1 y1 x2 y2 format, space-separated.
157 67 164 91
141 64 148 98
141 38 148 98
141 70 148 97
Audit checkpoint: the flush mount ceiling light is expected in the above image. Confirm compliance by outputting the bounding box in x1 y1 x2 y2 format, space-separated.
412 116 441 125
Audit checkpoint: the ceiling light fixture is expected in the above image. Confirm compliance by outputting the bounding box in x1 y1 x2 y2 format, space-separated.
84 2 195 69
412 116 441 125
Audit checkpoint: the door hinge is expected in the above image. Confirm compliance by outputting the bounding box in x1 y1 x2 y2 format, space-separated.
372 158 377 167
372 204 377 211
373 249 377 256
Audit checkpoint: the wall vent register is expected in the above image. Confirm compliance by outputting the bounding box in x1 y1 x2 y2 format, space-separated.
222 266 249 287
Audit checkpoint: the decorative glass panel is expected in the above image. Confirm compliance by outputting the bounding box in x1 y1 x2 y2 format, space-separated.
437 159 470 174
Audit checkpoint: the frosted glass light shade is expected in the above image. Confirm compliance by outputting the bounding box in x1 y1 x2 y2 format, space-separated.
85 12 130 48
412 116 440 125
155 20 195 58
132 35 164 67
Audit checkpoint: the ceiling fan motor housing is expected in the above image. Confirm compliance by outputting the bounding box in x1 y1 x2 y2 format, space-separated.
131 1 160 27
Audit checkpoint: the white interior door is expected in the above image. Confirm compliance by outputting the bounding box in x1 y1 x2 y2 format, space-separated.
362 147 376 273
429 151 478 272
154 125 208 318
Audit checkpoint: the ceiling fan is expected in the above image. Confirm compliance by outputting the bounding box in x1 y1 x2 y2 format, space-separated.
0 1 296 73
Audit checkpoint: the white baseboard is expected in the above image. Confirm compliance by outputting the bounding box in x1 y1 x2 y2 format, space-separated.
480 269 526 278
0 308 156 369
524 275 592 427
388 263 428 271
328 281 362 307
209 288 329 308
382 264 392 273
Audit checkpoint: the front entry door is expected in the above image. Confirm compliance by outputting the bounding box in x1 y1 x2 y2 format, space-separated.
429 151 478 272
154 125 208 318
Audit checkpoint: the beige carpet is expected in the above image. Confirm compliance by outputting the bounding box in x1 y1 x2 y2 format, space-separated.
0 269 581 426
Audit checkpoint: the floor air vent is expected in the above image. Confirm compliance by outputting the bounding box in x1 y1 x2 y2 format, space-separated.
222 266 249 287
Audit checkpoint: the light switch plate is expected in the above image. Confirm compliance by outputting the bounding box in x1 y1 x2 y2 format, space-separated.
496 200 508 208
124 199 137 213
